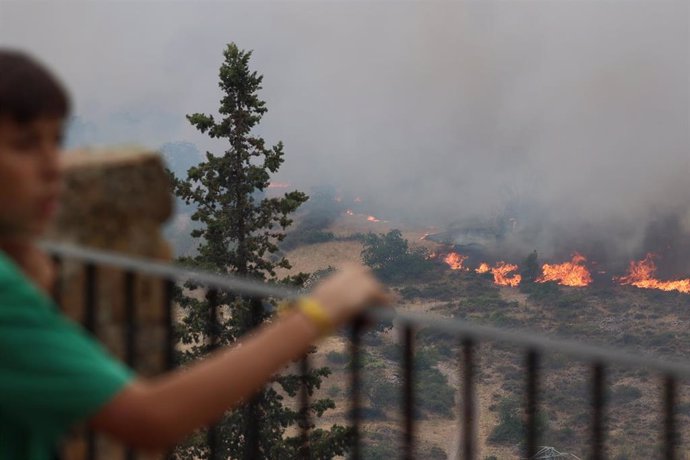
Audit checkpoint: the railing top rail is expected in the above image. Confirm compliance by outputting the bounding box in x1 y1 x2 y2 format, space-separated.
41 241 298 300
43 240 690 379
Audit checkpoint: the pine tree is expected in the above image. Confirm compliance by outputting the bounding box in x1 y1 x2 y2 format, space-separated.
170 43 352 459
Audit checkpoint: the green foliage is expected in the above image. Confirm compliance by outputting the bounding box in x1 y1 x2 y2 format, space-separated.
416 366 455 418
488 397 523 445
360 345 454 420
414 343 454 418
488 397 548 447
361 428 400 460
381 342 401 361
170 43 348 459
611 384 642 404
428 446 448 459
326 350 350 366
369 378 400 414
519 279 561 301
361 229 438 283
327 385 342 398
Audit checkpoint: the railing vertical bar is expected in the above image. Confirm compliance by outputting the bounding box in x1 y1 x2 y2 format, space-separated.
84 263 97 333
163 279 176 370
84 263 97 460
299 355 312 459
664 375 677 460
51 255 63 308
206 289 220 460
243 297 263 460
124 271 137 369
350 317 364 460
591 362 605 460
124 271 137 460
402 324 415 460
525 350 539 460
461 338 475 460
51 256 64 459
163 279 177 460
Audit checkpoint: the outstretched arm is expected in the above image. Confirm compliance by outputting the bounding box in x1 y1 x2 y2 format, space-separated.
89 265 392 450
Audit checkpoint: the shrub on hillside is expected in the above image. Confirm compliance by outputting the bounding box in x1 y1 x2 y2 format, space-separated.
488 396 549 447
611 384 642 404
361 229 440 283
326 350 349 366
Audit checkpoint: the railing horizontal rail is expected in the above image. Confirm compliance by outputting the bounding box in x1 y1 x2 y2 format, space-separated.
41 241 298 300
44 240 690 379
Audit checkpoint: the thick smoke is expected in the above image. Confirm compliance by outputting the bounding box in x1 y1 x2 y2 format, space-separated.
2 1 688 271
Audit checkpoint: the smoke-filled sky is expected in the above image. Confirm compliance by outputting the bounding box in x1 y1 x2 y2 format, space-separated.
1 0 688 262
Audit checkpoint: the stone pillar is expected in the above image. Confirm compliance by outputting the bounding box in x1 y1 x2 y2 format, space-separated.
46 148 174 460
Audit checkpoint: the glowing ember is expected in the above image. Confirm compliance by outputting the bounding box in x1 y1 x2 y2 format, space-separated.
367 215 382 223
444 252 468 270
346 209 354 216
476 263 491 274
491 262 522 287
537 253 592 287
617 254 690 294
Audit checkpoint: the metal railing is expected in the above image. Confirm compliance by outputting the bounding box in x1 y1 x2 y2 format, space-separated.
44 242 687 459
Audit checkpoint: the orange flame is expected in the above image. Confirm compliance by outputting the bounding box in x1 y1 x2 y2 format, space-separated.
537 253 592 287
444 252 468 270
476 262 491 274
617 254 690 294
491 262 522 287
367 215 382 223
474 261 520 286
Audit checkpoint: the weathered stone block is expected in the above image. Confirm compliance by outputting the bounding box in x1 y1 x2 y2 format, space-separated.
47 148 175 459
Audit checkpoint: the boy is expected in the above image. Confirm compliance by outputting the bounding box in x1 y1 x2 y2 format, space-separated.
0 50 391 459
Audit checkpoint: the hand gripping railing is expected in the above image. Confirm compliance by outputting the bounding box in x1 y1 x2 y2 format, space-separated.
44 242 686 460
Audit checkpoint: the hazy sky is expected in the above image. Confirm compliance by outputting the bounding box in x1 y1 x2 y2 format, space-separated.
1 0 688 256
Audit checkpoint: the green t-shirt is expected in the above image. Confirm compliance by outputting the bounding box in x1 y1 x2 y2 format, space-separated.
0 251 135 459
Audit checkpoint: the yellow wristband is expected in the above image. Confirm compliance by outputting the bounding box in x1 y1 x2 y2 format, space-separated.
297 297 334 336
276 298 334 336
297 297 335 335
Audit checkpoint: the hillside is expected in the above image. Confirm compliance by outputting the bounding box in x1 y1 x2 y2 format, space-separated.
277 214 690 460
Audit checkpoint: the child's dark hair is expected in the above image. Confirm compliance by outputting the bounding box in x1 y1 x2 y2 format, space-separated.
0 49 71 123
